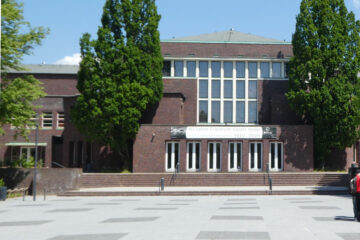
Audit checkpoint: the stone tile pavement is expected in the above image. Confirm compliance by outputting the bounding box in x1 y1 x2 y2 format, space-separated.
0 195 359 240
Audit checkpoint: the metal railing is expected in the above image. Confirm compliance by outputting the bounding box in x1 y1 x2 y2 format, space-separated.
52 161 66 168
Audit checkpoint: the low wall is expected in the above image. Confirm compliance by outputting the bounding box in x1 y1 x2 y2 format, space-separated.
0 168 82 194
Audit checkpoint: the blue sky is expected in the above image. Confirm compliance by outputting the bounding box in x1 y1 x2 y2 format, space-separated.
21 0 360 65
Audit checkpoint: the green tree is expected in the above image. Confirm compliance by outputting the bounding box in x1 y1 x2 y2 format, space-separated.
286 0 360 168
71 0 163 169
0 0 48 137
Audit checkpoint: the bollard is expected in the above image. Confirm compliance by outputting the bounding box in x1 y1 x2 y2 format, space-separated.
160 177 164 191
43 188 46 201
22 189 25 201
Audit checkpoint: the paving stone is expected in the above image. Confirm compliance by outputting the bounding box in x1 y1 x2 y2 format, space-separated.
156 203 189 206
337 233 360 240
14 204 50 207
283 197 312 200
169 199 198 202
48 233 127 240
102 217 159 223
134 207 177 210
196 231 270 239
219 207 260 210
227 198 256 201
312 217 335 221
290 201 323 204
110 199 140 202
86 203 121 206
51 199 80 202
223 202 257 205
0 220 52 226
299 206 340 210
211 215 263 220
0 210 8 213
46 208 93 213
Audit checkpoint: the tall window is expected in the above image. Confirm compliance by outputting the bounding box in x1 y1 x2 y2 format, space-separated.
57 112 64 129
162 60 171 76
42 112 53 128
174 61 184 77
208 142 221 172
249 142 262 171
166 142 179 172
228 142 242 171
270 142 283 171
187 142 200 171
197 61 258 124
187 61 196 77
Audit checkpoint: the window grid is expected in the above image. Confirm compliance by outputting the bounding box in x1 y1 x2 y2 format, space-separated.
42 112 53 128
57 112 65 129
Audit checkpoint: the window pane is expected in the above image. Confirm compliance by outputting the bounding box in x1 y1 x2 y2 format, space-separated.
230 143 234 169
196 143 200 169
187 61 196 77
211 61 220 78
209 143 213 169
248 101 257 123
285 62 289 78
236 62 245 78
224 101 233 123
216 143 221 169
272 62 281 78
248 62 257 78
199 80 208 98
199 101 208 123
271 143 275 168
212 80 220 98
250 143 255 168
261 62 269 78
174 61 184 77
248 80 257 99
162 61 171 76
175 143 179 169
211 101 220 123
236 80 245 99
237 143 241 169
236 101 245 123
167 143 172 169
199 61 208 77
278 143 282 169
188 143 193 169
224 61 233 78
257 143 262 169
224 80 233 98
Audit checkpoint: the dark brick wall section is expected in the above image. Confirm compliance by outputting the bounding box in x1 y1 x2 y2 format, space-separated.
0 168 82 194
133 125 314 173
161 42 293 59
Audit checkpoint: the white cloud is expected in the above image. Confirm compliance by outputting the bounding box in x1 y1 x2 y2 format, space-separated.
354 0 360 9
54 53 81 65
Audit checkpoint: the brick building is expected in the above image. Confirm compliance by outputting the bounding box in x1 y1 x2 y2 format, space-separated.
0 30 357 171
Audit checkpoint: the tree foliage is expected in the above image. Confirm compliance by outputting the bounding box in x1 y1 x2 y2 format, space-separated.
71 0 163 167
286 0 360 167
0 0 48 137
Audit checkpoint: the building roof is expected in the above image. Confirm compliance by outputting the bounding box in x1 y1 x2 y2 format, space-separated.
162 30 289 45
7 64 79 74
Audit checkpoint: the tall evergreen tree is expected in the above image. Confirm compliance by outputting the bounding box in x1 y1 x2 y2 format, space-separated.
71 0 163 169
0 0 48 138
286 0 360 168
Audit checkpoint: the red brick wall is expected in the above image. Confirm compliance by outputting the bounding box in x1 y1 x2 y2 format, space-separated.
133 125 314 173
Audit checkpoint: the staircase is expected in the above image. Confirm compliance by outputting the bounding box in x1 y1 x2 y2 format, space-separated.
78 172 349 188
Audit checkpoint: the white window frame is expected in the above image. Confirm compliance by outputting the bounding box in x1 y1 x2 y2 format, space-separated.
186 142 201 172
249 142 262 171
269 142 283 171
228 142 242 172
165 142 179 172
207 142 222 172
41 112 53 129
20 147 36 161
57 112 65 129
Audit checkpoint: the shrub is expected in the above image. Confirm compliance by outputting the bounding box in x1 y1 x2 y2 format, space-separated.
0 178 5 187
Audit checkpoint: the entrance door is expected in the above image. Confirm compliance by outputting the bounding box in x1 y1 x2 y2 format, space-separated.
249 142 262 171
166 142 179 172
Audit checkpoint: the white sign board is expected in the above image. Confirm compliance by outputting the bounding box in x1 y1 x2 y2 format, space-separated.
185 126 263 139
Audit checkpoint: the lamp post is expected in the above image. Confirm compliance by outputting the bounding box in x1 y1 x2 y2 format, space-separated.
33 112 39 201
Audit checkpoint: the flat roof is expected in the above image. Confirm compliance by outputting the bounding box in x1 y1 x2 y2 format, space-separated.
7 64 79 74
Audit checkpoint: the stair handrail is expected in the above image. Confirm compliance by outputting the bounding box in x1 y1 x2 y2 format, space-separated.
266 163 273 193
52 161 66 168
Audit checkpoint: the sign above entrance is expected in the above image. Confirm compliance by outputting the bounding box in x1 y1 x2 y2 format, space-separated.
170 126 277 139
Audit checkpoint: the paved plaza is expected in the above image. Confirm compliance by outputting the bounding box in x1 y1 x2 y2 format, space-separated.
0 195 359 240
